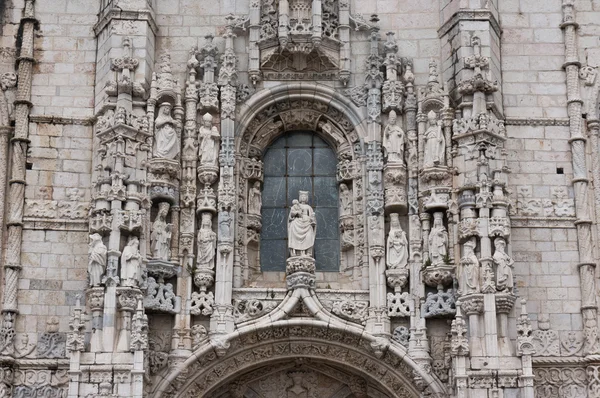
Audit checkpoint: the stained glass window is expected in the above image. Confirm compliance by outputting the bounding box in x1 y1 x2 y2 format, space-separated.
260 131 340 272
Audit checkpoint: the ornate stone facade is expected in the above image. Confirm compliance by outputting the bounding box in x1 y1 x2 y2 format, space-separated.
0 0 599 397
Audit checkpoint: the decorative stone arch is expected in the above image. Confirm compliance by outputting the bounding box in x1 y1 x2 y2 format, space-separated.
150 288 449 398
235 82 369 159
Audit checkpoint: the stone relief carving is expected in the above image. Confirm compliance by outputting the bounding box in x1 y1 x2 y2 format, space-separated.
422 290 456 318
144 277 176 313
37 318 66 359
154 102 180 159
233 299 278 323
428 212 448 267
387 292 411 317
88 233 107 287
383 110 405 163
151 202 172 261
190 291 214 316
198 113 220 167
493 237 514 293
423 110 445 167
120 236 142 287
288 191 316 257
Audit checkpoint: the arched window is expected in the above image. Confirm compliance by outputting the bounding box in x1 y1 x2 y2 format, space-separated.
260 131 339 272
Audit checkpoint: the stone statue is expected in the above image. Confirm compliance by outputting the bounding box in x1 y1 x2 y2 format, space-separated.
248 181 262 215
494 237 514 293
198 113 220 167
88 233 107 287
339 183 353 216
386 213 408 269
197 212 216 269
428 212 448 266
458 238 480 294
218 210 233 241
151 202 172 261
120 236 142 287
383 110 405 163
154 102 180 159
424 110 445 167
288 191 316 257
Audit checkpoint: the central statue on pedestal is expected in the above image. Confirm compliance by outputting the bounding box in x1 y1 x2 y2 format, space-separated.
288 191 316 257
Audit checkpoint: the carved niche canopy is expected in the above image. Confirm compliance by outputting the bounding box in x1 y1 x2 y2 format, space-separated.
258 0 342 80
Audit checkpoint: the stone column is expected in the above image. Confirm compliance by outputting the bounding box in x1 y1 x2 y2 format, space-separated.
1 0 36 359
560 0 600 358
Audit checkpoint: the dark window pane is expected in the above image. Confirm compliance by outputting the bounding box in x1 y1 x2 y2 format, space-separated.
260 239 287 271
314 148 337 175
314 177 338 208
264 148 286 176
315 207 339 239
262 177 286 208
315 239 340 271
287 131 313 147
261 208 287 240
313 134 328 147
287 176 313 206
269 135 286 148
287 148 312 176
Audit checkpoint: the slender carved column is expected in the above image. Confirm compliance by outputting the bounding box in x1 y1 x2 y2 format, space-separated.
560 0 600 359
1 0 36 360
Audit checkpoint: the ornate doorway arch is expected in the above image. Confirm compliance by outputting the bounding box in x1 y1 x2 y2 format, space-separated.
151 319 434 398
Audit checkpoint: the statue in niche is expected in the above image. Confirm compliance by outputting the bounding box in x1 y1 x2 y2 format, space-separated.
120 236 142 287
423 110 445 167
88 233 107 287
387 213 408 269
458 238 480 294
248 181 262 215
151 202 172 261
383 110 405 163
154 102 180 159
493 237 514 293
197 212 217 269
339 183 353 216
428 212 448 266
198 113 220 167
288 191 316 257
218 210 233 241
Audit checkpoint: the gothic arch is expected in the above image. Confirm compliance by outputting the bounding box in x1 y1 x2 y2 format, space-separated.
236 82 368 159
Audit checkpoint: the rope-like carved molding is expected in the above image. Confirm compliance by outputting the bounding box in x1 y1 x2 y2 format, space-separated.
511 217 577 229
532 356 587 366
505 117 570 127
15 358 70 368
29 115 95 126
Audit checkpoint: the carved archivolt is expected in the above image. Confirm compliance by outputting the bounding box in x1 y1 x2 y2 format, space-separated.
235 83 366 159
150 321 432 398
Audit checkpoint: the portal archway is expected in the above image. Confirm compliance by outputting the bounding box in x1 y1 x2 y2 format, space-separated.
151 319 438 398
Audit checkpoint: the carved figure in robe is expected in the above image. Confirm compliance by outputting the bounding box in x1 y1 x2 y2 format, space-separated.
424 110 445 167
387 213 408 270
218 210 233 242
428 212 448 266
121 236 142 287
288 191 316 257
383 110 405 163
493 237 514 293
151 202 172 261
88 233 107 287
154 102 180 159
339 183 353 216
248 181 262 215
198 113 220 167
458 238 480 294
197 212 217 269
